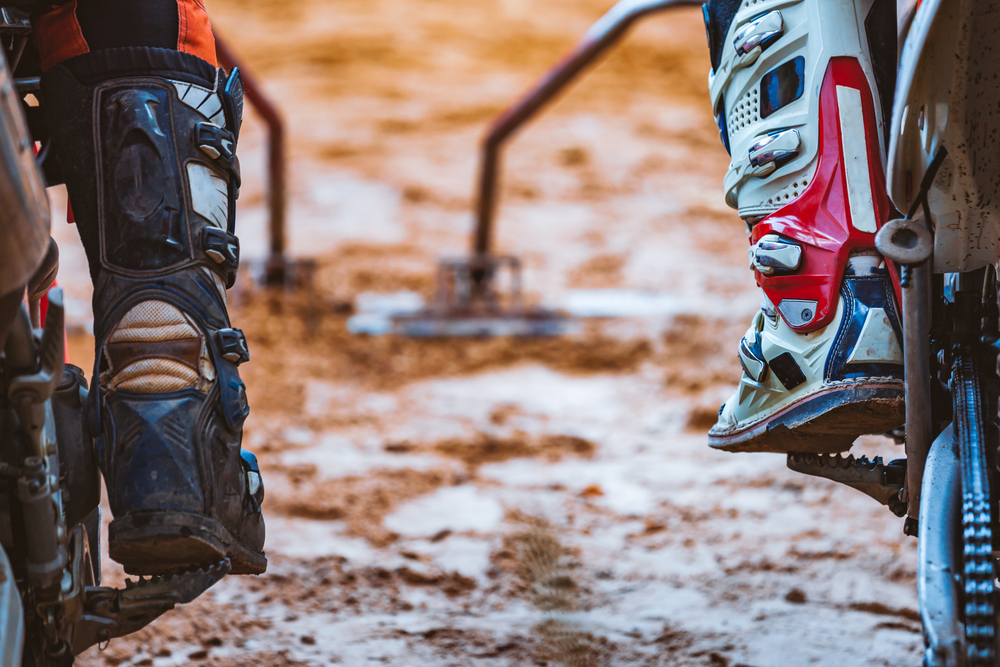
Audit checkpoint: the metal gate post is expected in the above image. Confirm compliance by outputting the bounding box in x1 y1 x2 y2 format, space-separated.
215 35 296 287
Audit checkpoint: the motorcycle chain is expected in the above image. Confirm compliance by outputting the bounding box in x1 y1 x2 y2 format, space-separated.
952 347 996 666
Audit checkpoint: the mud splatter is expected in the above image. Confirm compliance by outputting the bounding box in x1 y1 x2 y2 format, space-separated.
237 286 655 403
385 433 596 469
568 253 626 288
661 313 745 394
268 469 456 546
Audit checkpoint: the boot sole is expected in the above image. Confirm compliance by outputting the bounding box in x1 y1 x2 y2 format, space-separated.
109 512 267 576
708 383 904 454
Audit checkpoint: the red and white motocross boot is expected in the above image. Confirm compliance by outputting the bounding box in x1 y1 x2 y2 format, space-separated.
703 0 905 453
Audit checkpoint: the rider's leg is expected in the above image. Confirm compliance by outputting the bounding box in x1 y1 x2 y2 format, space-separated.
33 0 265 574
703 0 905 453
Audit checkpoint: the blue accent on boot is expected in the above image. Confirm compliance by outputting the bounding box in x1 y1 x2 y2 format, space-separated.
103 391 206 517
825 269 904 382
217 359 250 431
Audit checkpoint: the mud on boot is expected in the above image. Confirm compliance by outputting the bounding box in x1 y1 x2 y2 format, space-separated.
41 47 266 575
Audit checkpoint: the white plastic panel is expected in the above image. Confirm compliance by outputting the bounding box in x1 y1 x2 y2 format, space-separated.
887 0 1000 273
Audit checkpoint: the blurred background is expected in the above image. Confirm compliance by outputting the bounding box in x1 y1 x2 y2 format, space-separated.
51 0 922 664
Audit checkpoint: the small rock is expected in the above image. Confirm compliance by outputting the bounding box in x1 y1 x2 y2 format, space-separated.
785 588 807 604
301 636 316 645
430 529 453 543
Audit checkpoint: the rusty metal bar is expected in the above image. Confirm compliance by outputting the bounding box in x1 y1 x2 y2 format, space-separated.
473 0 702 258
215 35 288 285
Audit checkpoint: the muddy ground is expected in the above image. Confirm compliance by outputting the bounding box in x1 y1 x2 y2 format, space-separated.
54 0 922 664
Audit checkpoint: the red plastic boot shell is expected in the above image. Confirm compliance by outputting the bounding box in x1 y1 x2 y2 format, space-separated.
751 57 901 333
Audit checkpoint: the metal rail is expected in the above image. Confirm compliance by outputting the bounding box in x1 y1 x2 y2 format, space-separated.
215 36 289 286
472 0 702 259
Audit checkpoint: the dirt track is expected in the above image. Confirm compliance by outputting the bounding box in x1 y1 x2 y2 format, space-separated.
57 0 923 665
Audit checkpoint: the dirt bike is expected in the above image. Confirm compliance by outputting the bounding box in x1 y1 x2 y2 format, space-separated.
0 8 228 666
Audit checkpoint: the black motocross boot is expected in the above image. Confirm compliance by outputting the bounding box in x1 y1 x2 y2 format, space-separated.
41 47 265 575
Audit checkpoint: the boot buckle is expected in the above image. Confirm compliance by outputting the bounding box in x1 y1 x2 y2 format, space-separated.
733 11 784 66
194 123 241 191
194 123 235 163
202 227 240 288
748 129 801 177
750 234 802 275
215 328 250 365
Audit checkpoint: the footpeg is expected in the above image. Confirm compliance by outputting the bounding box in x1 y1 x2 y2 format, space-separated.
70 559 231 654
787 453 907 516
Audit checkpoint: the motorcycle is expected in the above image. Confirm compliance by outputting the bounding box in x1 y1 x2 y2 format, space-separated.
0 8 228 666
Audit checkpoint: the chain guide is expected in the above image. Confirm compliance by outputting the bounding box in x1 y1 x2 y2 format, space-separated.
951 347 996 665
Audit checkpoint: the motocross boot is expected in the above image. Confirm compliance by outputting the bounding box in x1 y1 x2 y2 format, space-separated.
40 47 265 574
703 0 905 453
